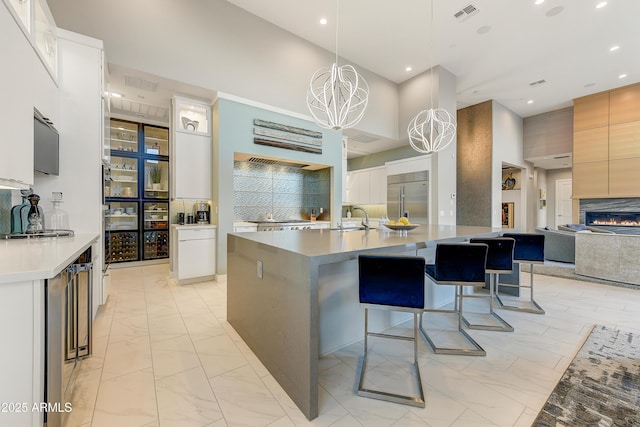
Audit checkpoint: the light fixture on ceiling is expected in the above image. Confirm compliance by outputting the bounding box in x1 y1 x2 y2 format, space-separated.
306 0 369 130
319 18 327 25
527 100 534 104
406 66 413 72
596 1 607 9
407 0 456 154
609 45 620 52
534 0 545 5
619 73 628 79
110 92 123 98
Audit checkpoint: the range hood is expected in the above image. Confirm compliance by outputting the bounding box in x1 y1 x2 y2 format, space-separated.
234 153 328 170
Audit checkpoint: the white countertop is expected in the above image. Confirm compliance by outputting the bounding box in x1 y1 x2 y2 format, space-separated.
171 224 217 230
0 233 99 283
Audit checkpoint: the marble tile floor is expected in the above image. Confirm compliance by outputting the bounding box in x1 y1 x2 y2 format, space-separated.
64 264 640 427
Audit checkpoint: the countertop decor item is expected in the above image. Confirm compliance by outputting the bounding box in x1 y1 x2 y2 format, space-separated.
407 0 456 154
306 0 369 130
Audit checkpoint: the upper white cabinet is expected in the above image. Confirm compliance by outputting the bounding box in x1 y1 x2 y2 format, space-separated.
346 166 386 205
6 0 30 32
171 96 212 199
33 0 57 79
0 2 35 189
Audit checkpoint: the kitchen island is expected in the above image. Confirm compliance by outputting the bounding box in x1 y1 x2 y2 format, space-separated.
227 225 503 420
0 233 98 427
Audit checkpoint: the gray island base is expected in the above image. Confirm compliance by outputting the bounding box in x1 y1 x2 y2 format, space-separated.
227 225 504 420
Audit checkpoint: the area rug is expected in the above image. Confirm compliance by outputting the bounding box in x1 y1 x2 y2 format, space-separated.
532 325 640 427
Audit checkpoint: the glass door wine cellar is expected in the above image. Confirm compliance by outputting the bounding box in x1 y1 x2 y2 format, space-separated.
105 119 170 263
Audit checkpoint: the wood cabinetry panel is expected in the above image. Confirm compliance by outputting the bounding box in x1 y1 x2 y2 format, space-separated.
573 92 609 131
573 161 608 197
610 83 640 125
609 121 640 160
573 127 608 163
609 158 640 196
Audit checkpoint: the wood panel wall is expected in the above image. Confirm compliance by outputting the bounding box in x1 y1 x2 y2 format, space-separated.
572 82 640 199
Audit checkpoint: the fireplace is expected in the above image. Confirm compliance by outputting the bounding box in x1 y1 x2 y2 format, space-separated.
585 211 640 234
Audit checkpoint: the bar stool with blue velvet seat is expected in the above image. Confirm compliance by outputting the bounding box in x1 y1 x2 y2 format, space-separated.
420 242 488 356
357 254 426 408
497 233 545 314
463 237 515 332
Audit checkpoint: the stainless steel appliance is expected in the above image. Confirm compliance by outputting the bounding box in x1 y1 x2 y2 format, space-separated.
45 247 92 427
387 171 429 224
195 201 210 224
250 220 313 231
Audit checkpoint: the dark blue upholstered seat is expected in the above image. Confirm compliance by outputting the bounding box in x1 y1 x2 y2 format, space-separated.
424 243 487 284
470 237 515 273
359 255 425 309
357 254 426 407
503 233 544 263
421 243 488 356
499 233 546 314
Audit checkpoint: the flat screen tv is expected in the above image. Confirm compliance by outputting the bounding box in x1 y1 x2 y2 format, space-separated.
34 108 59 176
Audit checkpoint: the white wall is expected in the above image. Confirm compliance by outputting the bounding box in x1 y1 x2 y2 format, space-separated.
48 0 400 141
492 101 525 228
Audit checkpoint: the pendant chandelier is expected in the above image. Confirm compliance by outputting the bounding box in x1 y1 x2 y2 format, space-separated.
306 0 369 130
407 0 457 153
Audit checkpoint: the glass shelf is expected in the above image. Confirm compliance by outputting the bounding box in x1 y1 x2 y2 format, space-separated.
107 156 138 198
110 119 138 152
144 125 169 156
144 202 169 230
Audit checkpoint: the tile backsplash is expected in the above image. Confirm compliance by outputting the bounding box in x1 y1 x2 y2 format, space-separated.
233 161 330 221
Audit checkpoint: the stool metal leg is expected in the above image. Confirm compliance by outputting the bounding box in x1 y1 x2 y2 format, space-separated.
462 273 514 332
495 263 545 314
419 285 486 356
358 309 425 407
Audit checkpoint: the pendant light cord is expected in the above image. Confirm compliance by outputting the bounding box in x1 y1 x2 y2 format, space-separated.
335 0 339 65
429 0 434 110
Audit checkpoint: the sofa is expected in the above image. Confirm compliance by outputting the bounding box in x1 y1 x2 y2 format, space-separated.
535 227 576 263
535 224 615 264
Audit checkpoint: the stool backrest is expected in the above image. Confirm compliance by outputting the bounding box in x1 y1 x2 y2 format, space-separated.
503 233 545 263
470 237 515 272
433 243 488 283
359 255 425 309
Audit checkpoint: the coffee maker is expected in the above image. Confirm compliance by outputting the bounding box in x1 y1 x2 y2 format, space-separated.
194 201 210 224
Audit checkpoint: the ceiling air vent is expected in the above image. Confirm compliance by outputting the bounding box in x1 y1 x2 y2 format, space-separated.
454 4 479 22
349 134 379 143
529 79 547 87
124 75 159 92
247 157 309 169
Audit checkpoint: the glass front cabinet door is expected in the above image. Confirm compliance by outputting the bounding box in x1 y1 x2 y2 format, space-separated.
144 159 169 199
107 155 138 198
144 125 169 156
110 119 138 152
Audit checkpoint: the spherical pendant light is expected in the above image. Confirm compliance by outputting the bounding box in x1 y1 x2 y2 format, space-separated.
407 107 456 153
307 63 369 130
306 0 369 130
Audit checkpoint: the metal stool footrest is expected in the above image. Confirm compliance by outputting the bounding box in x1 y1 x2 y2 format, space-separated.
495 262 545 314
419 286 486 356
462 272 513 332
357 311 425 407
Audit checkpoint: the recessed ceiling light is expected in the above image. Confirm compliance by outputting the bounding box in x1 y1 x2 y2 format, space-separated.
584 83 596 88
319 18 327 25
609 45 620 52
546 6 564 16
527 100 534 104
110 92 123 98
535 0 545 5
477 25 492 35
619 73 628 79
596 1 607 9
405 66 412 72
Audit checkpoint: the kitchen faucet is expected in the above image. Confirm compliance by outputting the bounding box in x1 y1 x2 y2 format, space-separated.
352 206 370 230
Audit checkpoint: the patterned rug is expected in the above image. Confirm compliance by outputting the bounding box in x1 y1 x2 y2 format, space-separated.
533 325 640 427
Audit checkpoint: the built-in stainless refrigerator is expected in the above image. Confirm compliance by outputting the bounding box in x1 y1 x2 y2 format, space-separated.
387 171 429 224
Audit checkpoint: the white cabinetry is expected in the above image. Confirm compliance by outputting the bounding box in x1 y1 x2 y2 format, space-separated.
172 225 216 284
233 222 258 233
171 96 212 200
0 3 36 189
346 166 386 205
341 137 348 202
